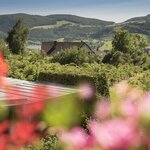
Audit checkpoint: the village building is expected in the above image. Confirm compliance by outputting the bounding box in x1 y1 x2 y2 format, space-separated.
41 41 94 55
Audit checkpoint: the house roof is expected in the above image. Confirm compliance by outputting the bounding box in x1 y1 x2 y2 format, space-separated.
41 41 92 55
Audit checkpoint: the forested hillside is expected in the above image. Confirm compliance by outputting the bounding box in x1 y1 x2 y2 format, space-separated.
0 13 150 41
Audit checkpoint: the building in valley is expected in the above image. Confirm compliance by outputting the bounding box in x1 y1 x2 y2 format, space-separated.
41 41 93 55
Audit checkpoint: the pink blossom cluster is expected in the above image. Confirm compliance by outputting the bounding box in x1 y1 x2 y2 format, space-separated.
60 82 150 150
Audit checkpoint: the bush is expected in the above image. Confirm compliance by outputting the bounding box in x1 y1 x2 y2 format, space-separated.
129 70 150 91
38 64 142 96
51 47 101 65
7 51 52 81
7 52 144 95
25 135 62 150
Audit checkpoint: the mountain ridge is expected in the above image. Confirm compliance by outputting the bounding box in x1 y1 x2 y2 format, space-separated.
0 13 149 41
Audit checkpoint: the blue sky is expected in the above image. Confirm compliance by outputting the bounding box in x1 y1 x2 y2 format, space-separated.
0 0 149 22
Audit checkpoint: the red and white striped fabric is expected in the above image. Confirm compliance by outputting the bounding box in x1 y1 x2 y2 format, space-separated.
0 77 77 106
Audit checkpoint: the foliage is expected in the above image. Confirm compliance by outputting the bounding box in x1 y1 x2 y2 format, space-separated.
7 51 52 81
1 14 150 42
103 30 149 66
6 19 29 54
7 51 149 95
38 64 142 96
0 13 113 42
25 135 62 150
97 73 109 96
51 47 101 65
112 30 147 54
129 70 150 91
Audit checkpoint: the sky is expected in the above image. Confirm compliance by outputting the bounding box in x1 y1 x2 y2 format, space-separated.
0 0 149 22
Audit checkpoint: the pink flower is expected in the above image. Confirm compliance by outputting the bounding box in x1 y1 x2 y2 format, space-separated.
121 100 139 121
95 101 111 120
111 81 143 101
78 83 94 100
60 127 89 150
89 119 139 150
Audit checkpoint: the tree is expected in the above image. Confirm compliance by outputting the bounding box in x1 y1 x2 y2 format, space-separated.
112 30 148 54
6 19 29 55
103 30 149 66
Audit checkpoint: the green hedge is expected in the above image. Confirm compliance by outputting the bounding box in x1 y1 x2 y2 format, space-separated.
38 64 142 96
129 71 150 91
38 70 109 96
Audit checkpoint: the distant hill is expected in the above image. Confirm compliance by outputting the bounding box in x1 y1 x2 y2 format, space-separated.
117 14 150 37
125 14 150 23
92 14 150 40
0 13 149 42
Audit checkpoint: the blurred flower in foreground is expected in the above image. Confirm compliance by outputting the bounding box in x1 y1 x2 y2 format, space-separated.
94 100 111 120
0 52 8 86
89 119 139 150
10 121 37 147
0 52 8 77
60 127 89 150
139 93 150 132
60 82 150 150
78 83 94 100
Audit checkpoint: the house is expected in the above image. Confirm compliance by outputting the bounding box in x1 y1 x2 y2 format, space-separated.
41 41 93 55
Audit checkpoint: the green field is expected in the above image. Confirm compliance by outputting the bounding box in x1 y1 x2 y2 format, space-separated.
31 21 76 29
31 20 97 30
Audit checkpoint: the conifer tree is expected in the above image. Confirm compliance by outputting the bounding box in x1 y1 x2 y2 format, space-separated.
6 19 29 55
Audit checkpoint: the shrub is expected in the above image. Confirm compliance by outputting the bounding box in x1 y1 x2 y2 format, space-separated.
38 64 142 96
24 135 62 150
51 47 101 65
129 70 150 91
7 52 144 95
